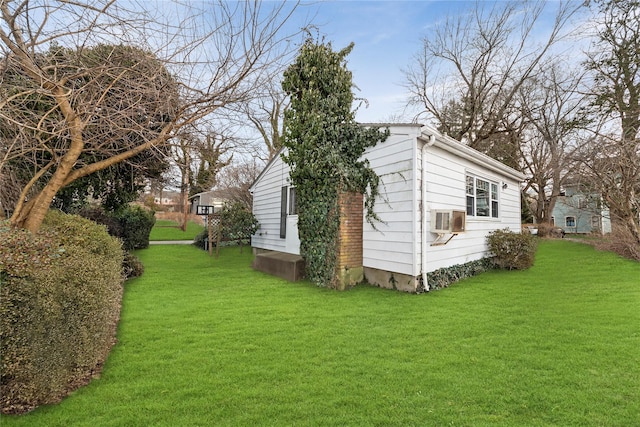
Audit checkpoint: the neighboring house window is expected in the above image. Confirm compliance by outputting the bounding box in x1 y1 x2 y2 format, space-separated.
551 217 555 226
289 187 298 215
566 216 576 227
578 198 588 209
591 215 600 229
466 175 499 218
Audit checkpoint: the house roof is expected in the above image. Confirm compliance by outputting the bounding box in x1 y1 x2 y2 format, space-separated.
249 123 525 191
419 125 526 182
188 190 227 202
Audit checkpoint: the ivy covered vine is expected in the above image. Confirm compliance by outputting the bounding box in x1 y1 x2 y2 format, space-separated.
281 38 389 287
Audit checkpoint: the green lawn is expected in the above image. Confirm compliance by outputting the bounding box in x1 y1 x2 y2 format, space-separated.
3 240 639 426
148 219 204 241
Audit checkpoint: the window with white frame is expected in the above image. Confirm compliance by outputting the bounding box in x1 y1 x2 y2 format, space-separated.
466 175 499 218
566 216 576 227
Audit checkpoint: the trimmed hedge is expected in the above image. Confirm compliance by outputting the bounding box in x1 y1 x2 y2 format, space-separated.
0 211 124 414
487 228 538 270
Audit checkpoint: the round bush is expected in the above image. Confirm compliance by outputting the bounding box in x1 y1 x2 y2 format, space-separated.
115 205 155 250
486 228 538 270
0 211 124 414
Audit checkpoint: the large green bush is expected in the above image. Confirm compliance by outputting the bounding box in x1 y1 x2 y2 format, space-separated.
220 202 259 251
115 205 156 250
0 211 124 414
78 205 156 250
486 228 538 270
76 205 149 277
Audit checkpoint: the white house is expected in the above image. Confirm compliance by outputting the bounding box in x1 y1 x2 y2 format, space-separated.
249 123 525 292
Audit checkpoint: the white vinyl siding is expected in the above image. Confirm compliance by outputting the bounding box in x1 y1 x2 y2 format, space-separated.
250 154 294 254
362 127 420 277
420 141 522 273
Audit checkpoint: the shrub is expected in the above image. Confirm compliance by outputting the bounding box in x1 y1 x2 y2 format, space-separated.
487 228 538 270
537 223 565 238
76 205 123 237
123 251 145 279
115 205 155 250
594 228 640 261
1 212 124 414
422 258 494 292
219 202 259 251
194 229 208 250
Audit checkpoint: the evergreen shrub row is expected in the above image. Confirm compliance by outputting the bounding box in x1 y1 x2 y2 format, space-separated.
0 211 124 414
422 258 493 292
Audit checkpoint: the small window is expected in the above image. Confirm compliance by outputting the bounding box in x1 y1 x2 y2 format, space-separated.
280 186 287 239
288 187 298 215
466 176 475 216
579 198 588 209
566 216 576 227
491 183 499 218
591 216 600 228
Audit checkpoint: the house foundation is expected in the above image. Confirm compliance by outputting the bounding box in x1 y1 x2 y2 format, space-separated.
364 267 418 293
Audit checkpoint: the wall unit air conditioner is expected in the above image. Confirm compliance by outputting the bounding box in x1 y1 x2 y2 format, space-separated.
431 210 466 233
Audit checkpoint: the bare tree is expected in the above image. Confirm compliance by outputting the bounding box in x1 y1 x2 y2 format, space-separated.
581 0 640 243
403 1 581 155
215 159 262 210
245 83 289 161
190 132 233 196
518 62 588 224
0 0 300 232
171 128 232 230
171 132 194 231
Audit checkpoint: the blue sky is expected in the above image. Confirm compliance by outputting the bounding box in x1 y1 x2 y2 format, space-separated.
289 0 589 123
299 0 457 123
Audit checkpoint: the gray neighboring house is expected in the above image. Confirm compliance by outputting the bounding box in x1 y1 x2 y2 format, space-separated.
189 191 226 215
551 183 611 235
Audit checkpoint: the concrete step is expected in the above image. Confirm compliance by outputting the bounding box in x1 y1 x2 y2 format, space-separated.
252 251 305 282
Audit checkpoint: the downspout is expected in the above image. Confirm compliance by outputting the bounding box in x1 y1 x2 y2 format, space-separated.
421 134 436 291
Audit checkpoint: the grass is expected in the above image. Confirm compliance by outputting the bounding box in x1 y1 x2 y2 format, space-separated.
148 219 204 241
2 240 639 426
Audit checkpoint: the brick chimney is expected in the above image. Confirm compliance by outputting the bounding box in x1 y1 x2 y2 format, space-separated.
334 191 364 290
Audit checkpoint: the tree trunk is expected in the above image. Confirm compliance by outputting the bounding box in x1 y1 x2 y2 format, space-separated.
180 153 190 232
10 139 84 232
11 175 68 233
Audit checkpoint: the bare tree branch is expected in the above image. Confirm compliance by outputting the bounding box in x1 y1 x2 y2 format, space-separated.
1 0 302 231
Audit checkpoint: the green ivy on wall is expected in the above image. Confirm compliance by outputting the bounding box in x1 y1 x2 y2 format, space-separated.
281 37 389 287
